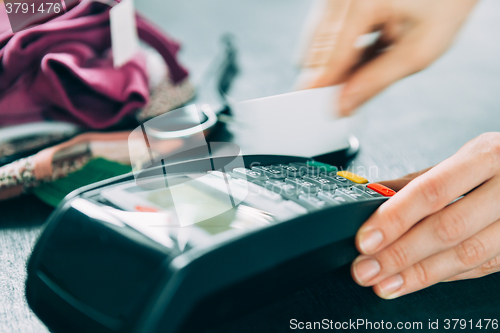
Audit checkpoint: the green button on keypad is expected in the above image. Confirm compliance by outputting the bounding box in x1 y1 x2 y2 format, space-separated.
306 161 338 174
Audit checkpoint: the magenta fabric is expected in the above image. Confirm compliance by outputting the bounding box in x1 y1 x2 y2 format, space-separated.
0 1 189 129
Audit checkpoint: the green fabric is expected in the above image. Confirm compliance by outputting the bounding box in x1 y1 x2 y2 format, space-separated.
33 158 132 207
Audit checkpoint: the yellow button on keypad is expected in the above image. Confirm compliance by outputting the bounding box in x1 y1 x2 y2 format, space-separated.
336 171 368 184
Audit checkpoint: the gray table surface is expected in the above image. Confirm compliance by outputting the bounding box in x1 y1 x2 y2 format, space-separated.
2 0 500 332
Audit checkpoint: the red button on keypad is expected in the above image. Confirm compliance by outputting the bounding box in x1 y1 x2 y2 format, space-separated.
367 183 396 197
135 205 159 213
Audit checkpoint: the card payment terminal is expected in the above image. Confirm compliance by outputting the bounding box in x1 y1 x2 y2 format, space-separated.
26 154 395 333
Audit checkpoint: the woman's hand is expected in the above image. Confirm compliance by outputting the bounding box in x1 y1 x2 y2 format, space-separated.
305 0 478 116
351 132 500 298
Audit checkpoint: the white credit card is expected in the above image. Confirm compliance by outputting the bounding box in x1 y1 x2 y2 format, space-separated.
228 86 357 157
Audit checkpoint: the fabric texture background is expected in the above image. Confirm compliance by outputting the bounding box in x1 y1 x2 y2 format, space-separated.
0 0 189 128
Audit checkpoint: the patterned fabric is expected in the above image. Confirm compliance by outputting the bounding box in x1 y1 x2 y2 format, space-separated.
0 153 91 194
0 156 37 189
49 154 92 183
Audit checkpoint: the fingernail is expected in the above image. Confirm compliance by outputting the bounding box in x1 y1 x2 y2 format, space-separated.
352 258 380 284
358 229 384 254
377 274 404 299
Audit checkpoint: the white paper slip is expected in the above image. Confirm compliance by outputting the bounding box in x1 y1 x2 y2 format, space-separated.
110 0 140 68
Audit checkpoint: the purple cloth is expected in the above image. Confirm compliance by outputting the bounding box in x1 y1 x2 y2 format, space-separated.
0 1 189 129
